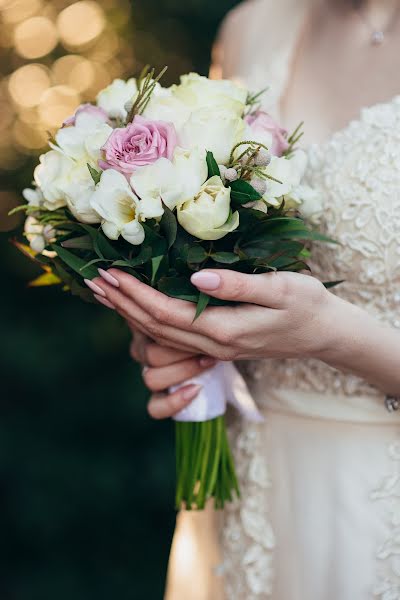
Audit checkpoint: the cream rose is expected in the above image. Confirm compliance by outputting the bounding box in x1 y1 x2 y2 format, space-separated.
96 78 138 120
177 175 239 240
179 107 245 165
172 73 248 117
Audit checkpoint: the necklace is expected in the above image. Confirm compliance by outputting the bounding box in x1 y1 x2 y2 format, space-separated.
352 0 400 45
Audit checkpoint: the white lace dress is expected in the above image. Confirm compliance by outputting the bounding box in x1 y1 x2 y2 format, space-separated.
165 1 400 598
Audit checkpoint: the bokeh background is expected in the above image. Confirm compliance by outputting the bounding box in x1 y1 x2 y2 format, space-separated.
0 1 240 598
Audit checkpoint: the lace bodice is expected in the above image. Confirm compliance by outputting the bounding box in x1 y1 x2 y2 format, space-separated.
218 0 400 403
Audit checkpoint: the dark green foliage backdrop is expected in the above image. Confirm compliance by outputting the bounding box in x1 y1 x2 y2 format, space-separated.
0 1 240 599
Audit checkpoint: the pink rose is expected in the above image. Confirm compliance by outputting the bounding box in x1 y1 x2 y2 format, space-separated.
99 115 178 176
245 111 289 156
63 103 109 127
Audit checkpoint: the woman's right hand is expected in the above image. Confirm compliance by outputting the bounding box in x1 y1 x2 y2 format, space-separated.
130 330 217 420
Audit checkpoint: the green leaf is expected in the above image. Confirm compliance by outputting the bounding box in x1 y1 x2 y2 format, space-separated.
111 246 152 268
194 292 210 321
79 225 121 260
51 244 99 279
323 280 344 289
160 204 177 249
61 235 93 250
157 277 198 302
87 163 101 185
142 223 167 256
151 255 164 285
210 251 240 264
229 179 262 205
206 151 220 178
187 246 208 264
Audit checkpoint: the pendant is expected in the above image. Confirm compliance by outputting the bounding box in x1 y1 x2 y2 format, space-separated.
371 30 385 45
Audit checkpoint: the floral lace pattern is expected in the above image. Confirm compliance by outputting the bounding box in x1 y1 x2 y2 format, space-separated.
220 419 274 598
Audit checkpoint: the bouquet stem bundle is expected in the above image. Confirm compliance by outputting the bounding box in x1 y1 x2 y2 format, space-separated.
175 417 239 510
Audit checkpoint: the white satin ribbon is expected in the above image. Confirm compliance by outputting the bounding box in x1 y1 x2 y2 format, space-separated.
172 361 263 423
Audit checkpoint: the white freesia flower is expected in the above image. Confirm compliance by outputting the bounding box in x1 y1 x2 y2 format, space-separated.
262 151 308 206
177 175 239 240
286 184 323 223
179 107 245 165
90 169 146 245
24 216 55 253
22 187 44 208
131 147 208 213
172 73 248 117
62 162 100 224
55 115 113 164
96 78 138 120
34 150 73 210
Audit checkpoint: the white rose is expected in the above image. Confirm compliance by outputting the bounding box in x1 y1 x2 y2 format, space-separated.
177 175 239 241
143 91 191 131
34 150 73 210
179 107 245 165
172 73 248 117
96 78 138 120
263 151 307 206
90 169 146 245
131 147 208 213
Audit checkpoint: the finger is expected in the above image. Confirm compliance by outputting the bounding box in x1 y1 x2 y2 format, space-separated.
96 270 197 330
190 269 292 308
89 278 219 354
147 384 202 420
143 356 216 392
143 343 198 368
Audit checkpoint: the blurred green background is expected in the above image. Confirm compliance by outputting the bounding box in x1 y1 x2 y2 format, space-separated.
0 1 240 598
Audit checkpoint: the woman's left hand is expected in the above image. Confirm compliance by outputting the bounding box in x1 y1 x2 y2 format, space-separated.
88 268 340 362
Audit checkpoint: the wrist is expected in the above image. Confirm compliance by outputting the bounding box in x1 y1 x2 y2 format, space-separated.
312 292 368 363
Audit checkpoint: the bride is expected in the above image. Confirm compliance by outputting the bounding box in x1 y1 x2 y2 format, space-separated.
91 0 400 597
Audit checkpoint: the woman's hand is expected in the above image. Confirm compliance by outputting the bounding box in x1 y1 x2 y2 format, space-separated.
129 328 217 419
89 267 336 361
88 267 400 395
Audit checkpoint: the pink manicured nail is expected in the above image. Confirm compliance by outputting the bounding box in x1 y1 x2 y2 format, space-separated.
94 294 115 310
199 357 217 368
84 278 106 297
98 268 119 287
191 271 221 291
182 384 202 402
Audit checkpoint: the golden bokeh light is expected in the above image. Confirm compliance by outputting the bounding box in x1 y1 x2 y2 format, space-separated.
57 1 105 48
86 29 120 62
38 85 80 128
0 0 43 24
14 16 58 59
8 64 51 108
13 118 49 150
52 55 95 93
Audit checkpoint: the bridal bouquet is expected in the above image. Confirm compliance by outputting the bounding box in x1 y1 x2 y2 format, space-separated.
12 67 330 510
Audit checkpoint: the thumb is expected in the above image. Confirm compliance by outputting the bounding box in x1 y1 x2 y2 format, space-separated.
190 269 286 308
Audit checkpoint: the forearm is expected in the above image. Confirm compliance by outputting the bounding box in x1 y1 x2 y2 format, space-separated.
318 294 400 396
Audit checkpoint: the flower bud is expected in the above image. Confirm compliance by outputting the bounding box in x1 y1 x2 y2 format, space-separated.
255 150 271 167
224 168 238 182
250 177 267 196
219 164 227 180
30 235 46 253
43 224 56 240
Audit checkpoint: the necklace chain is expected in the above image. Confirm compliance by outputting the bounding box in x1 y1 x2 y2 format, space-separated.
351 0 400 45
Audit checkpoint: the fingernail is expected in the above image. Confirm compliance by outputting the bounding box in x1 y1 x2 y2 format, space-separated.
182 384 202 402
84 278 106 297
98 268 119 287
191 271 221 291
199 357 217 368
142 366 149 375
94 294 115 310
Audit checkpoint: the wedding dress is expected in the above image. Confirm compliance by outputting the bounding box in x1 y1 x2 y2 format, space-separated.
165 1 400 598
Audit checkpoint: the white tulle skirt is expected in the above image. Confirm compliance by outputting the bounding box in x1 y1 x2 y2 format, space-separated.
165 390 400 600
